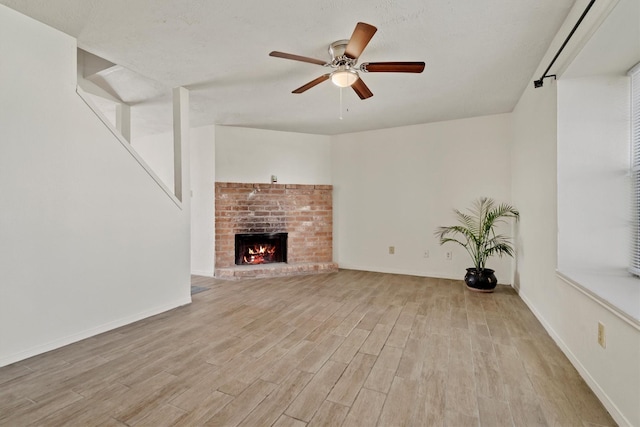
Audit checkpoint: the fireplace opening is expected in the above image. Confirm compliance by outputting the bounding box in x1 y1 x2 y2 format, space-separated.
235 233 288 265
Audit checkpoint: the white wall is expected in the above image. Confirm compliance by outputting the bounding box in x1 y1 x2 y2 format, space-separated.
0 6 191 366
558 76 630 270
331 115 514 282
129 126 216 276
131 131 175 190
511 0 640 425
215 126 331 184
190 125 216 276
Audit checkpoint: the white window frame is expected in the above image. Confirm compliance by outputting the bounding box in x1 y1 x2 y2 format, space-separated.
630 63 640 277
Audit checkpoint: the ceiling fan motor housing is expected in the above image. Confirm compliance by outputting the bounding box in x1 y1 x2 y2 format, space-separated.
329 40 357 68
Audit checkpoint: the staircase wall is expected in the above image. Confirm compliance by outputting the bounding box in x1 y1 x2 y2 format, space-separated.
0 5 191 366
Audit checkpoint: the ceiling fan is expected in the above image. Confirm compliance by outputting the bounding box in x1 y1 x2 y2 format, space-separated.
269 22 425 100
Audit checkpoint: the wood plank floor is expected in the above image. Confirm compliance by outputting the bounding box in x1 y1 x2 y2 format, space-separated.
0 270 616 426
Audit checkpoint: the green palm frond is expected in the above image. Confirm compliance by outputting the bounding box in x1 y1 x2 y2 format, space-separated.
455 211 480 239
485 204 519 229
435 225 477 243
435 197 519 270
484 242 516 259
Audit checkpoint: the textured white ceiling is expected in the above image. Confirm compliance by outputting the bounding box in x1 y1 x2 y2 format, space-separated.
1 0 576 137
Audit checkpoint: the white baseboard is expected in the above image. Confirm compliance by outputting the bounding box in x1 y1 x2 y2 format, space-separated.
337 263 484 283
0 296 192 368
518 290 631 427
191 270 214 277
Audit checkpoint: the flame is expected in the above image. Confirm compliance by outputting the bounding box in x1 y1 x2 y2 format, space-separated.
243 244 277 264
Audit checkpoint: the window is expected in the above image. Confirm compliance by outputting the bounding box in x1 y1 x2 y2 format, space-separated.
555 0 639 323
630 63 640 276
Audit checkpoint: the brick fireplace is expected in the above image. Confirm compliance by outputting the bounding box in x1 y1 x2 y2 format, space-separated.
214 182 338 279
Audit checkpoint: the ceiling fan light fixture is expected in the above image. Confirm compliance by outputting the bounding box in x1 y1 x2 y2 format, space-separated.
270 22 424 99
331 69 359 88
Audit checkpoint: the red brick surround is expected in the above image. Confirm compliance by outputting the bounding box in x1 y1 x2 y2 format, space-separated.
215 182 337 278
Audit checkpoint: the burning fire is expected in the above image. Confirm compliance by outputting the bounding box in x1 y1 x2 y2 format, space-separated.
243 244 277 265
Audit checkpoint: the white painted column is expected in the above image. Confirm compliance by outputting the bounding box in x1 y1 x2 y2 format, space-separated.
115 103 131 142
173 87 189 203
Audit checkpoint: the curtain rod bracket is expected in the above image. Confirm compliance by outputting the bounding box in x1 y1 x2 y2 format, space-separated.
533 0 596 89
533 75 557 88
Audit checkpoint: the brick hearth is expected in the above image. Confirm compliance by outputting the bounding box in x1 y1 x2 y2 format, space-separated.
215 182 338 279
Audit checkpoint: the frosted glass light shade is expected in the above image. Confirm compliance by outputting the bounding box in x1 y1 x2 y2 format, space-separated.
331 70 359 87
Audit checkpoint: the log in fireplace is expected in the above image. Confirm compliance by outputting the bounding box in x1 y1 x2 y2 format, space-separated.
235 232 288 265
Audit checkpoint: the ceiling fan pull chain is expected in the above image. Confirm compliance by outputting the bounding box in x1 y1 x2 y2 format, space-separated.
339 87 343 120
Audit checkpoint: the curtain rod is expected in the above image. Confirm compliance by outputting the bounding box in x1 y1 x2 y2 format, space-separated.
534 0 597 88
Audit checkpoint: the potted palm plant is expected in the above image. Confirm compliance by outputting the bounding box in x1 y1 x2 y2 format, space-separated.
435 197 519 292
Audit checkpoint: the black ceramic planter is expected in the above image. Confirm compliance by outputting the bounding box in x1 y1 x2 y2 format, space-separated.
464 268 497 292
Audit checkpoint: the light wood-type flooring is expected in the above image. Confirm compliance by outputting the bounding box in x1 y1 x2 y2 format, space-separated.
0 270 616 426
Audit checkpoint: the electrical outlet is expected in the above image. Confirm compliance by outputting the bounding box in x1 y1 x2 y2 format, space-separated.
446 251 452 260
424 250 429 258
389 246 395 255
598 322 606 348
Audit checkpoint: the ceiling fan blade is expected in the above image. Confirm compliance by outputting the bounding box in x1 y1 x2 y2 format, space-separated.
269 51 327 66
345 22 377 59
292 74 331 94
361 62 426 73
351 78 373 100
